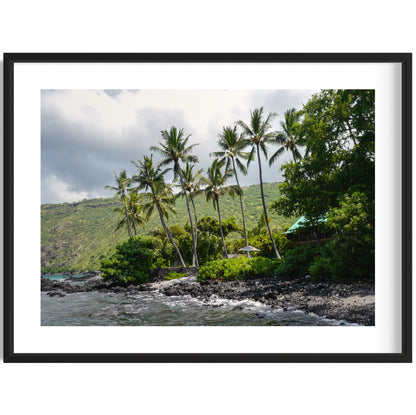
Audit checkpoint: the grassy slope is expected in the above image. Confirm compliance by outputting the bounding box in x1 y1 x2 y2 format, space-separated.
41 182 296 271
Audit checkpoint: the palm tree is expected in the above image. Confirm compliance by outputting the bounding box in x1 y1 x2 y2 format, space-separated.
176 162 208 252
105 170 133 237
150 127 199 267
204 159 240 258
131 155 186 267
236 108 281 259
269 108 305 165
211 126 252 257
142 181 179 239
113 191 148 235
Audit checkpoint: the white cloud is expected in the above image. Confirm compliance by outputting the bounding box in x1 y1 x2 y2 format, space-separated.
41 89 316 204
42 174 100 204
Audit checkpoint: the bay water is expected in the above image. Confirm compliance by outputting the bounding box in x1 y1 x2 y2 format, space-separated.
41 276 348 326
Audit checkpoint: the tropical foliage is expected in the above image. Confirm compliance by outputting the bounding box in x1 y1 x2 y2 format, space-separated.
272 90 375 279
165 271 187 280
151 127 199 266
309 191 375 279
236 108 282 259
211 126 251 255
276 244 320 278
269 108 305 164
131 155 186 267
105 170 134 237
43 89 375 283
197 257 280 281
100 236 155 285
204 158 240 258
40 184 294 273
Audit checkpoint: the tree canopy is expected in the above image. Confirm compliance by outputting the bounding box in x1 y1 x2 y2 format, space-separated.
271 90 375 224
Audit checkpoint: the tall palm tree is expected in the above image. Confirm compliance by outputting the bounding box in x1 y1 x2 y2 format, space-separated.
105 170 133 237
150 127 199 267
113 191 148 235
269 108 305 165
211 126 252 257
204 158 240 258
131 155 186 267
236 108 281 259
176 162 208 252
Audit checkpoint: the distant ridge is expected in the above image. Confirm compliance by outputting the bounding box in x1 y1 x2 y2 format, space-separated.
41 182 295 272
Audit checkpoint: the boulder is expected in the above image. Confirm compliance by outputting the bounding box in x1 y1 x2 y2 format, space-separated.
47 291 65 297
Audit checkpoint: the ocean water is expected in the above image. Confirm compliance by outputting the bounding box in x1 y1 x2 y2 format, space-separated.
41 287 350 326
43 274 83 281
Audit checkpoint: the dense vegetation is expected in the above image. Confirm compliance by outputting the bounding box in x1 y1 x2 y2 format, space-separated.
272 90 375 279
197 257 280 281
41 183 295 273
43 89 375 283
100 237 155 285
41 197 124 273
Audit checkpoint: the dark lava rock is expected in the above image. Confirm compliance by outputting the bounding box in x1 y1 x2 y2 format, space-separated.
64 285 83 293
41 277 66 292
47 291 65 297
263 291 275 300
113 286 127 293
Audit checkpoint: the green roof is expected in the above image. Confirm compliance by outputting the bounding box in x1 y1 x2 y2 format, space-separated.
284 216 327 234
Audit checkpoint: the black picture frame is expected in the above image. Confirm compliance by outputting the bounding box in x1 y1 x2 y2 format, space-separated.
3 53 412 363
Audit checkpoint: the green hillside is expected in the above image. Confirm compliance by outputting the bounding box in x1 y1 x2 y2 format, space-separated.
41 182 296 272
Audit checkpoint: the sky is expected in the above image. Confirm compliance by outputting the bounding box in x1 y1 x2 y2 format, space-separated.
41 89 316 204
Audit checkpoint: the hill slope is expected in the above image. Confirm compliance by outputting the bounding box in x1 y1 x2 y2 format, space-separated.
41 182 296 272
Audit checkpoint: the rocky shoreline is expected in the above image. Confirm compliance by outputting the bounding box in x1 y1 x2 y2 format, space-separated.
41 274 375 326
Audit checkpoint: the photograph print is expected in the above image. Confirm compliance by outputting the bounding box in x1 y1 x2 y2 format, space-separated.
41 88 375 327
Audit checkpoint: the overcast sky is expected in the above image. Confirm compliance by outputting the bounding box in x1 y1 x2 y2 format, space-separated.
41 89 316 204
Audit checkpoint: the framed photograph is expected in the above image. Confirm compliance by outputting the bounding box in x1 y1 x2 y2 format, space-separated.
3 53 412 363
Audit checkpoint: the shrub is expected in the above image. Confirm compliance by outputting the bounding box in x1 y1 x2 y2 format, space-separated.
177 233 224 266
275 244 320 277
100 236 156 285
165 271 187 281
309 192 374 280
197 257 280 281
308 256 332 281
227 233 290 259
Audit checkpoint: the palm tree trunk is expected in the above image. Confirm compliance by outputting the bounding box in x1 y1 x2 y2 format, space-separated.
190 194 199 256
256 144 281 259
177 162 198 267
130 206 137 236
231 157 250 258
216 198 228 258
150 186 186 267
312 224 321 246
291 151 297 163
123 201 132 238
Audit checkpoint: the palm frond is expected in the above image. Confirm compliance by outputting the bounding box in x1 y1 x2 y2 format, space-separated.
149 145 169 157
274 131 287 144
263 132 277 142
247 146 256 168
259 141 269 159
181 143 199 155
225 184 242 198
210 151 226 158
235 157 248 175
104 185 118 191
225 157 232 173
269 146 285 166
181 154 199 164
263 110 277 128
293 148 302 161
157 158 173 168
235 120 253 136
